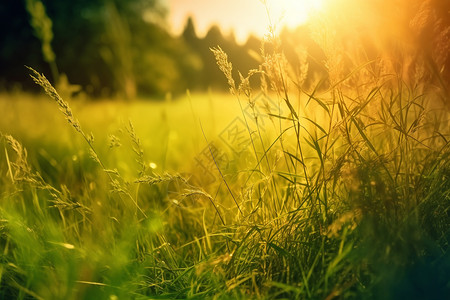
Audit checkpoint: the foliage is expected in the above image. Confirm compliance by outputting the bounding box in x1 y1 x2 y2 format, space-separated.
0 1 328 98
1 0 193 97
0 0 449 299
25 0 58 83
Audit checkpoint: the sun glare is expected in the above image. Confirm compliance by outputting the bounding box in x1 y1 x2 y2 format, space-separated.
267 0 326 28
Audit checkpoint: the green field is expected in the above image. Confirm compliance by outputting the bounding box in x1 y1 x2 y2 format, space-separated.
0 91 241 171
1 0 450 298
1 65 449 299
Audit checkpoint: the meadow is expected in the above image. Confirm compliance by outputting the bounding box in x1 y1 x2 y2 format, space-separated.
1 62 449 299
1 1 450 299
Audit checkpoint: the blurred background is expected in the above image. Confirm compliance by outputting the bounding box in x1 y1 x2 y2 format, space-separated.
0 0 331 99
0 0 449 100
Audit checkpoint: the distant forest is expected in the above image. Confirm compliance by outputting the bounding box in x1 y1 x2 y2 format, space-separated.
0 0 327 98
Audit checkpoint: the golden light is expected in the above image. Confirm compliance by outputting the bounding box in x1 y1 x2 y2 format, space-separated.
167 0 331 44
266 0 326 28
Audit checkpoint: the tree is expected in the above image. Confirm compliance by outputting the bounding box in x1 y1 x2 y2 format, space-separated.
0 0 195 98
179 16 204 90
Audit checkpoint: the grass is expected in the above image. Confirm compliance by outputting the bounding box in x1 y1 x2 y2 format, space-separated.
1 18 450 300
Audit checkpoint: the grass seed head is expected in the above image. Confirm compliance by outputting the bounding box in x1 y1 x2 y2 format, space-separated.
210 46 236 94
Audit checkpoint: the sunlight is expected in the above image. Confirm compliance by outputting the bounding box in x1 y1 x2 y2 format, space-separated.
267 0 326 28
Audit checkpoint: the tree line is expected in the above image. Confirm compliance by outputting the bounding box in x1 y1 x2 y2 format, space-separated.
0 0 326 99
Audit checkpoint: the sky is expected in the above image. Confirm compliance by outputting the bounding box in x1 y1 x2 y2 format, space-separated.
166 0 325 43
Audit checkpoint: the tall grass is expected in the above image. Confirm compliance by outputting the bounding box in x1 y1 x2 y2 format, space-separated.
1 7 449 300
205 18 450 298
